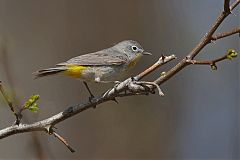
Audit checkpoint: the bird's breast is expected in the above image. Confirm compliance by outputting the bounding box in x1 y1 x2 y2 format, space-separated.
127 53 142 68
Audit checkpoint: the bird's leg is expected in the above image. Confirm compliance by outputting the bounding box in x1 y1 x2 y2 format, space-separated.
83 81 95 106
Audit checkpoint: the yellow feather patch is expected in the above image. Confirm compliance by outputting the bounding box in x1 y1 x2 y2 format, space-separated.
64 65 88 78
128 53 142 68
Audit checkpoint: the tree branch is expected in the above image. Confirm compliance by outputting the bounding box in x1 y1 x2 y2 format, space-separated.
51 130 75 153
154 0 239 85
186 49 238 70
135 54 176 81
224 0 231 13
211 27 240 41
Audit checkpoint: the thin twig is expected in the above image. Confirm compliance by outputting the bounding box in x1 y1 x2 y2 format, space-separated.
52 131 75 153
135 54 176 81
186 55 227 65
211 27 240 41
186 54 228 70
0 81 18 120
230 0 240 10
187 49 238 69
224 0 231 13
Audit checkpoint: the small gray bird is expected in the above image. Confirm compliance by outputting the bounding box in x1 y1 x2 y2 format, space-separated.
34 40 151 83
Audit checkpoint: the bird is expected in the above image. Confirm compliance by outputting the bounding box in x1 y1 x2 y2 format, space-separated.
34 40 151 97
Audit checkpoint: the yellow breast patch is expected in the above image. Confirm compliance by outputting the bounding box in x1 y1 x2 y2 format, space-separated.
64 65 88 78
128 53 142 68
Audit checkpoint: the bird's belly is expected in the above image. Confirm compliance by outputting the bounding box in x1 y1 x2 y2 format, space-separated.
81 66 125 82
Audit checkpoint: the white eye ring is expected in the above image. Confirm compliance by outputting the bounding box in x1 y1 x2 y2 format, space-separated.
131 45 138 51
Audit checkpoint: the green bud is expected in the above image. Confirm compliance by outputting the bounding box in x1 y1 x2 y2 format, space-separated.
211 64 217 70
161 71 166 77
227 49 238 60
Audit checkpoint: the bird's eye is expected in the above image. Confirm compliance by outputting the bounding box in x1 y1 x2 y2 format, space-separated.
131 46 138 51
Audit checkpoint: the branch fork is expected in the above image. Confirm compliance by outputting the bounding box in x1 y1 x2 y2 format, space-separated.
47 125 75 153
186 49 238 70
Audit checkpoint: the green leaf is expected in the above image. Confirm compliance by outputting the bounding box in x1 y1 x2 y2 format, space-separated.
28 103 39 113
226 49 238 60
23 95 40 112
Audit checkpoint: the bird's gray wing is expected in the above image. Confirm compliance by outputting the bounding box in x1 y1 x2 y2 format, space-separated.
57 50 128 66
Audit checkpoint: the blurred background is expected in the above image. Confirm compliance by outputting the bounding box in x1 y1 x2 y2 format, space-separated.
0 0 239 159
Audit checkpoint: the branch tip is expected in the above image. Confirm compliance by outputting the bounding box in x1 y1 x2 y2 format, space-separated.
211 27 240 41
52 131 75 153
186 49 238 70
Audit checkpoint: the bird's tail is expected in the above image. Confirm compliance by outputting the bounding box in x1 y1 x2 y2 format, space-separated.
33 66 67 79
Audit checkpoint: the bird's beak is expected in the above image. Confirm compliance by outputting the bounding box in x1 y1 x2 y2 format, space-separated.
142 51 152 55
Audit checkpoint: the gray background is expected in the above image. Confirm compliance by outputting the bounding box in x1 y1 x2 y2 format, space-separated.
0 0 239 159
